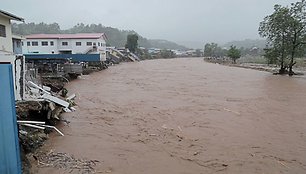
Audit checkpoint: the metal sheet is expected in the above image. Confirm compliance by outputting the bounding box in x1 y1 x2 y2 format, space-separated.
25 53 101 62
0 64 22 174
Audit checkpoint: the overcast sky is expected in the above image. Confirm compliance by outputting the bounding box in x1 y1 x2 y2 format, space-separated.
2 0 295 47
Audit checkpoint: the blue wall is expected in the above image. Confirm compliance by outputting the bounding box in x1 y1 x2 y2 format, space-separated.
25 54 101 62
0 64 22 174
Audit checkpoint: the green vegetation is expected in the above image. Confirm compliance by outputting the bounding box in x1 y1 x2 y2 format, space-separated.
125 34 138 53
223 39 266 49
12 22 188 50
227 45 241 63
204 43 226 57
160 49 175 58
259 0 306 75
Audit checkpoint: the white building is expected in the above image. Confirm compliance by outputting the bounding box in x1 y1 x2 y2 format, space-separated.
22 33 107 61
0 9 25 101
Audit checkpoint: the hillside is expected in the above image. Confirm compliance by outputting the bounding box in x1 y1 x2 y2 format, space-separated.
149 39 188 50
223 39 267 49
12 22 188 50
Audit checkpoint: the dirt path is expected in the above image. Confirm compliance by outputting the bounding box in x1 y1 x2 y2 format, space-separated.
34 58 306 174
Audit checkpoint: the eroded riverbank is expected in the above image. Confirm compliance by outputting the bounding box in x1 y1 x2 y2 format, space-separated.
32 58 306 174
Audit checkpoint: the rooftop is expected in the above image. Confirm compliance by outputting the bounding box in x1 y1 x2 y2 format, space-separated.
0 9 24 22
26 33 107 40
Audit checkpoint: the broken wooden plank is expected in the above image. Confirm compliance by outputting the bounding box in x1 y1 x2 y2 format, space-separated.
41 125 64 136
17 121 45 125
66 94 76 101
27 81 51 95
21 124 45 130
41 93 69 108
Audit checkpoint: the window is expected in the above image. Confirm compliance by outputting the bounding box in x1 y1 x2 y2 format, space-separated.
42 41 48 46
32 41 38 46
16 41 21 48
22 42 24 46
0 24 6 37
98 42 100 46
27 42 31 46
76 42 82 46
62 42 68 46
87 42 92 46
93 42 96 46
50 41 54 46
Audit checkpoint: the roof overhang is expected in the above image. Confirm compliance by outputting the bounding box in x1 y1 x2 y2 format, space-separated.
0 9 24 22
12 34 24 40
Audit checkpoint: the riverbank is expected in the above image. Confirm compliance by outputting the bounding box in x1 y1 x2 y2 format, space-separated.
30 58 306 174
204 57 306 75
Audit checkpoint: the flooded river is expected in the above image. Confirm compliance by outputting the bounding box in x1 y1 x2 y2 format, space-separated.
35 58 306 174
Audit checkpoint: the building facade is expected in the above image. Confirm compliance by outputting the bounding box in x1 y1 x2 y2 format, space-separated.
0 9 25 101
22 33 107 61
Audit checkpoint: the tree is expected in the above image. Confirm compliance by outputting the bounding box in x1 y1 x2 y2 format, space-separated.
227 45 241 63
204 43 226 57
204 43 217 57
160 49 175 58
287 0 306 75
263 48 279 65
125 34 139 53
195 49 202 57
259 0 306 75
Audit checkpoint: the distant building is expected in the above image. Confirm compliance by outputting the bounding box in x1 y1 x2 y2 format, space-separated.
0 9 25 100
22 33 107 61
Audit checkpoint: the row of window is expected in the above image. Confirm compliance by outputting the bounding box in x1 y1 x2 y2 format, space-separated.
25 41 54 46
24 41 106 47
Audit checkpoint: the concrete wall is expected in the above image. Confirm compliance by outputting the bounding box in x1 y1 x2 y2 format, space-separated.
0 15 13 54
0 55 25 101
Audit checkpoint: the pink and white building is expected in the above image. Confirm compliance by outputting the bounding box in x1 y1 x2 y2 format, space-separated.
22 33 107 61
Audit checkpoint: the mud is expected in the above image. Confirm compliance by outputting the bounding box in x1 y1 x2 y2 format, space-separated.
33 58 306 174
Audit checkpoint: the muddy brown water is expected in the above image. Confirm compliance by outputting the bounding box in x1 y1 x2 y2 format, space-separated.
33 58 306 174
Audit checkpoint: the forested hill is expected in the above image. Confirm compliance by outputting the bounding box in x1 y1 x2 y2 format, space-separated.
223 39 267 49
12 22 188 50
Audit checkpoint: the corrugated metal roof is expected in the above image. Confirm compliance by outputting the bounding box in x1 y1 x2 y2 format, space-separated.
0 9 24 22
26 33 107 40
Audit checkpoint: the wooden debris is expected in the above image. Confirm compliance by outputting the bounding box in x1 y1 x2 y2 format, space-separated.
27 81 51 95
66 93 76 101
37 151 99 173
223 108 241 115
41 93 70 108
18 120 64 136
21 124 45 130
41 125 64 136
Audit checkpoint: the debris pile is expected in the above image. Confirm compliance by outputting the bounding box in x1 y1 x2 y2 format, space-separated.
17 79 77 173
36 151 99 173
17 79 76 139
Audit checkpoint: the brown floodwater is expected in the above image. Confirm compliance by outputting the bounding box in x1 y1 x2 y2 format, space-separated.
33 58 306 174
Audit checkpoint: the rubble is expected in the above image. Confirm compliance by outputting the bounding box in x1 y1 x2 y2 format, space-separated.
17 121 64 136
36 151 99 173
18 50 130 172
18 77 78 173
